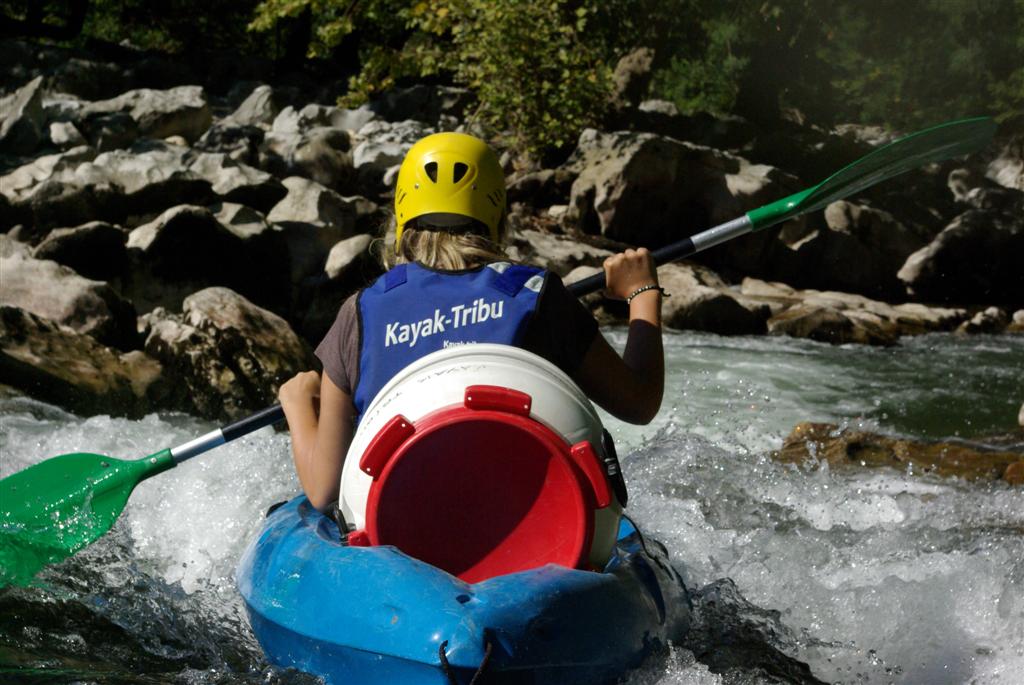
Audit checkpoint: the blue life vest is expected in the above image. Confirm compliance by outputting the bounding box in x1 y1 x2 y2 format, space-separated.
354 261 545 421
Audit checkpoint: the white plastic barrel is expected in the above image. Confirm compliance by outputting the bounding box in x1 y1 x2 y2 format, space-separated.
339 343 622 569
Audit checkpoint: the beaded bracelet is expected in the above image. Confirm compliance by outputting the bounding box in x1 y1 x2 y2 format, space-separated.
626 284 669 304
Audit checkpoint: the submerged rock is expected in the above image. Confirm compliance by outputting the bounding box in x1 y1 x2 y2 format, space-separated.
775 422 1024 485
0 305 165 418
141 287 315 421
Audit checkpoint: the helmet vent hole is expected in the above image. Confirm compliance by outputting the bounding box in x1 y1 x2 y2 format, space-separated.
424 162 438 183
453 162 469 183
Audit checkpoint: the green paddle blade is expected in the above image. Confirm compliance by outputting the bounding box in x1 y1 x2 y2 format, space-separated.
0 450 175 587
747 116 997 231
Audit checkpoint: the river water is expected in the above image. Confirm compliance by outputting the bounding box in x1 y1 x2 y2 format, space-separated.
2 331 1022 684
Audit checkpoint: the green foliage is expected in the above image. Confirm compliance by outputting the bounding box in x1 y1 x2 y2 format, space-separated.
80 0 264 53
648 0 1024 131
427 1 610 153
651 14 749 116
250 0 612 156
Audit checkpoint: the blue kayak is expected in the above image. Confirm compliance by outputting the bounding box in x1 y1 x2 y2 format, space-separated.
237 497 691 684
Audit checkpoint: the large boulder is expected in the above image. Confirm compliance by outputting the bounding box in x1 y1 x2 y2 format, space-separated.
352 119 434 192
32 221 128 282
509 228 612 275
367 85 472 126
987 135 1023 191
141 288 315 421
267 177 364 284
125 204 290 315
296 234 382 342
898 200 1024 306
0 306 167 418
48 120 87 150
77 85 212 143
609 48 655 110
193 121 265 165
260 126 354 190
744 280 969 345
564 129 803 274
224 84 285 128
783 200 932 299
0 236 137 349
187 152 286 212
0 142 215 233
775 422 1024 485
0 76 45 155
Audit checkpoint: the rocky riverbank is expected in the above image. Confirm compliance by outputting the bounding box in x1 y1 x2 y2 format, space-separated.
1 40 1022 421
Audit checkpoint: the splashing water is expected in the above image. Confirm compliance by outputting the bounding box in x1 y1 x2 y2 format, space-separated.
1 332 1022 683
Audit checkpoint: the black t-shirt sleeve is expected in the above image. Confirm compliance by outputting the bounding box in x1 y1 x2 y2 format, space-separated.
520 272 600 381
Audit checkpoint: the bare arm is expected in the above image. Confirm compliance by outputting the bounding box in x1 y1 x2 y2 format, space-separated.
278 370 356 512
575 248 664 424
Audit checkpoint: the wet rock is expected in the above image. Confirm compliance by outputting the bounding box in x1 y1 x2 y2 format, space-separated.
775 422 1024 485
956 307 1009 334
0 306 167 418
1006 461 1024 486
32 221 128 282
659 263 769 335
767 303 895 345
741 278 969 344
0 76 45 155
141 287 315 421
898 204 1024 306
77 85 212 143
1009 310 1024 333
0 236 137 349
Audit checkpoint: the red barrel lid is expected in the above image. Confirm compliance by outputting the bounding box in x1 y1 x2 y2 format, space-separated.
361 386 596 583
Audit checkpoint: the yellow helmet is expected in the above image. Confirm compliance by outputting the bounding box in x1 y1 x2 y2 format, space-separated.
394 132 506 246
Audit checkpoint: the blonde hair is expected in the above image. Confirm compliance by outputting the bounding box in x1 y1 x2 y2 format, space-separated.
380 217 509 271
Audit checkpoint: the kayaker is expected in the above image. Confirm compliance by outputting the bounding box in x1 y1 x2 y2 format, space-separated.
279 132 667 512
